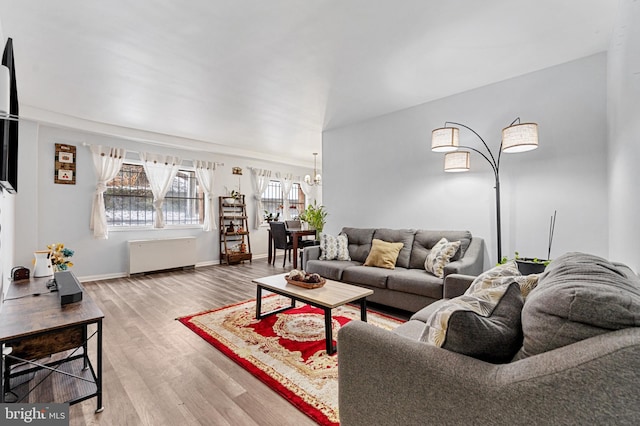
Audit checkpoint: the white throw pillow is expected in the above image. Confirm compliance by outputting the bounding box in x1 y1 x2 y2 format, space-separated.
425 238 461 278
319 233 351 261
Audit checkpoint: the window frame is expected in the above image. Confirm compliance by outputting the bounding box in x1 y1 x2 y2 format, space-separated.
261 180 305 221
104 160 205 230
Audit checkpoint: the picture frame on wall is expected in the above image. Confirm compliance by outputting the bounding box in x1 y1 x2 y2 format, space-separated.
55 143 76 185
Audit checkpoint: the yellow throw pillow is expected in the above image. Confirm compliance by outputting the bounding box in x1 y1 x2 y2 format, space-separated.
364 239 404 269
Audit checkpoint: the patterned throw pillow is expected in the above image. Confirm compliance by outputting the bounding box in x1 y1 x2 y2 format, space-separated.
465 261 539 299
420 281 524 363
363 239 404 270
424 237 461 278
319 233 351 261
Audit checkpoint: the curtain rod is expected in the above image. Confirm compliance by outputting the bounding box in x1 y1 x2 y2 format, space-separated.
82 143 224 166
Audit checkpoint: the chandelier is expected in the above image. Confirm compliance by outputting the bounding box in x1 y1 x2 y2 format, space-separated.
304 152 322 186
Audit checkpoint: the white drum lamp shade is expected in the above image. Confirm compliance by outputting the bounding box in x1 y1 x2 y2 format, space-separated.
444 151 470 172
0 64 9 115
502 123 539 153
431 127 459 152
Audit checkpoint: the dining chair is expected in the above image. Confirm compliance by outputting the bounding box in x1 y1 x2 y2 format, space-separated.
269 222 293 267
286 219 314 245
285 220 301 230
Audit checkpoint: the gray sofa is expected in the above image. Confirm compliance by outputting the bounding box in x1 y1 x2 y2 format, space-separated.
302 227 485 312
338 252 640 425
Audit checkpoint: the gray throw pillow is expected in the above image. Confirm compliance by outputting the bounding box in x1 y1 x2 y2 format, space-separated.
421 282 524 363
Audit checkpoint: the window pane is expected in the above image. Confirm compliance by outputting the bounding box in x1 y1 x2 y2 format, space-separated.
105 163 203 227
261 180 305 220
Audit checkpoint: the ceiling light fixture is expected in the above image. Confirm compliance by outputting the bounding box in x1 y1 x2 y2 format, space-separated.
304 152 321 186
431 118 539 261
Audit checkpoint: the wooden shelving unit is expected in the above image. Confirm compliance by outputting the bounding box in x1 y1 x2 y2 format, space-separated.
219 195 252 264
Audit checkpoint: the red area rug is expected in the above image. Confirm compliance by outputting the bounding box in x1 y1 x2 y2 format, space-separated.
177 295 403 425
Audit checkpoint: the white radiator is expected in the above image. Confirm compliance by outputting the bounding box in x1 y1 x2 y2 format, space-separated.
128 237 197 275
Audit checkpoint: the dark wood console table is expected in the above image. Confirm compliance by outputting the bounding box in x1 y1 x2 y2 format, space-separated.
0 275 104 412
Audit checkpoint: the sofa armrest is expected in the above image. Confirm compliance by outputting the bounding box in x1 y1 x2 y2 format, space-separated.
443 237 484 277
302 245 321 269
338 322 640 426
443 273 476 298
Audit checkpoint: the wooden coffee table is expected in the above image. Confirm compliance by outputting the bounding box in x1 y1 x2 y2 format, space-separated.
252 273 374 354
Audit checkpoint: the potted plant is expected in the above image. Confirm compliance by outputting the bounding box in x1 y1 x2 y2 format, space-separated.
499 211 557 274
500 252 550 275
264 211 280 222
299 202 328 239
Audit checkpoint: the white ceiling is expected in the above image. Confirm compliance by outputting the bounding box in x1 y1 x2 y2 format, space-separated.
0 0 617 166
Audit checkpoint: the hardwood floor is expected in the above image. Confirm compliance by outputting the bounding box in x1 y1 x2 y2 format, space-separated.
8 259 409 425
67 259 319 426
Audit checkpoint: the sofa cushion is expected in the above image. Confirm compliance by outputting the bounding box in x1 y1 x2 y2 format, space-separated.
409 298 450 323
305 259 361 281
420 281 524 363
424 238 461 278
392 319 427 340
364 239 404 269
372 228 415 268
341 227 375 263
342 265 390 289
409 230 472 269
520 252 640 358
387 269 444 300
318 233 351 261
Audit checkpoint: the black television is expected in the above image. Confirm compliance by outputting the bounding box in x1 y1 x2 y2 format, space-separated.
0 37 18 193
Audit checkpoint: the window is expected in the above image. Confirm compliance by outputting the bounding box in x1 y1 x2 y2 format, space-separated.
262 180 305 219
105 163 203 227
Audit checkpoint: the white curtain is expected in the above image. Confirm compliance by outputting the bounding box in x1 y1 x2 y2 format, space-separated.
300 181 312 207
194 160 217 231
90 145 126 239
140 152 182 228
277 173 294 220
250 168 271 229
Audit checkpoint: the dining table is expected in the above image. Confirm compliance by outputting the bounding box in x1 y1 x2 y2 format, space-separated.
267 227 316 269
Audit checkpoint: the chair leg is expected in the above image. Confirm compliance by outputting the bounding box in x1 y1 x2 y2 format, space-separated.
282 249 287 267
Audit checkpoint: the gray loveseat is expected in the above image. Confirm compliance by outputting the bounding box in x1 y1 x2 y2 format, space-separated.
302 227 484 312
338 252 640 425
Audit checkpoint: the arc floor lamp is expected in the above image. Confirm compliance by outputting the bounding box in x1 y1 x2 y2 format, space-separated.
431 118 539 261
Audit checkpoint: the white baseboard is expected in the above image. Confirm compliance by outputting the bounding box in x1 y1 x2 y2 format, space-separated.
78 254 269 282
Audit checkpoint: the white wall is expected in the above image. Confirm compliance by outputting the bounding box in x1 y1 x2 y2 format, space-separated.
323 53 609 266
608 0 640 272
7 123 312 280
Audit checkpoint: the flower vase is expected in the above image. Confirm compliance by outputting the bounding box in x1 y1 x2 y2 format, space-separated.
33 250 54 277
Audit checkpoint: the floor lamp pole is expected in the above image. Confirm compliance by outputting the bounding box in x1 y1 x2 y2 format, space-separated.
494 176 502 262
441 121 505 263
